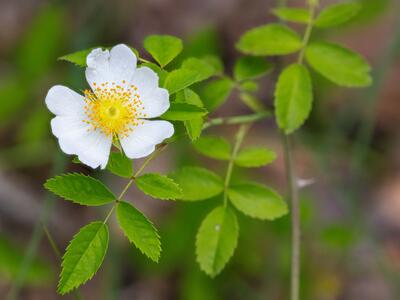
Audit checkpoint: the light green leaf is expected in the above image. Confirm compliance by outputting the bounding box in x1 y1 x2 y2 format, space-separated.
143 35 183 67
193 136 232 160
272 7 311 24
175 89 205 140
228 182 288 220
236 24 303 56
135 173 182 200
106 152 133 178
239 93 267 112
305 41 372 87
59 48 94 67
239 80 258 92
315 2 361 28
116 201 161 262
164 58 214 94
161 103 208 121
44 173 116 206
235 147 277 168
234 56 273 81
58 222 109 295
171 167 224 201
201 78 234 112
202 55 224 76
196 206 239 277
275 63 313 134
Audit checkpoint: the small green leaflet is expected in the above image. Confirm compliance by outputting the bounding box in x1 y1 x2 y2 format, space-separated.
135 173 182 200
235 147 277 168
59 48 94 67
44 173 116 206
193 135 232 160
171 167 224 201
239 93 267 112
116 201 161 262
240 81 259 92
200 78 234 112
161 103 208 121
202 55 224 76
275 63 313 134
228 182 288 220
314 2 361 28
305 41 372 87
106 152 133 178
233 56 273 82
143 35 183 67
196 206 239 277
175 88 205 141
236 24 303 56
58 222 109 295
272 7 311 24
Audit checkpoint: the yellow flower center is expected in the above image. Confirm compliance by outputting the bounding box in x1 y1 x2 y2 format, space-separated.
83 81 147 137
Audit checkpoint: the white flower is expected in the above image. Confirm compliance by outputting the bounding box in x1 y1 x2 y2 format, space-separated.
45 44 174 169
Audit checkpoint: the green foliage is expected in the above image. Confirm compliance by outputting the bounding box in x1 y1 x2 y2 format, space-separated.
144 35 183 67
314 2 361 28
202 55 224 76
135 173 182 200
172 167 224 201
116 201 161 262
305 41 372 87
200 78 234 112
193 136 232 160
164 58 214 94
161 103 208 121
58 222 109 295
240 80 259 92
228 182 288 220
235 147 277 168
175 89 205 140
272 7 311 24
196 206 239 277
59 48 94 67
106 152 133 178
275 64 313 134
233 56 273 81
239 93 266 112
236 24 303 56
44 173 116 206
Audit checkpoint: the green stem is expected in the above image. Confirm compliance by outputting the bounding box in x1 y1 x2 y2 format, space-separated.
204 111 271 129
223 124 250 207
298 2 317 64
42 223 62 258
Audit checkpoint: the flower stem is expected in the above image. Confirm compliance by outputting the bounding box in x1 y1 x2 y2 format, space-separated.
282 134 300 300
223 124 250 207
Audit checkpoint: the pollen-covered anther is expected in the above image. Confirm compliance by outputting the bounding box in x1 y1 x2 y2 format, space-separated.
82 82 142 137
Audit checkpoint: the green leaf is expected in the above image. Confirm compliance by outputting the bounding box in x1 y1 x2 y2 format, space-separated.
161 103 208 121
236 24 302 56
274 63 313 134
228 182 288 220
171 167 224 201
143 35 183 67
193 136 232 160
239 93 267 112
175 89 205 141
305 41 372 87
196 206 238 277
164 58 215 94
235 147 276 168
202 55 224 76
106 152 133 178
59 48 94 67
44 173 116 206
135 173 182 200
116 201 161 262
201 78 234 112
272 7 311 24
315 2 361 28
58 222 109 295
234 56 273 81
239 80 258 92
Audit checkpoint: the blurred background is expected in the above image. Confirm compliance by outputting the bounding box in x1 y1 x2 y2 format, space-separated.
0 0 400 299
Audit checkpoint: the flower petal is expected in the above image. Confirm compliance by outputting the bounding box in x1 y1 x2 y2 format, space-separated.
45 85 85 117
51 116 112 169
85 44 137 89
131 67 159 97
119 120 174 159
141 87 170 118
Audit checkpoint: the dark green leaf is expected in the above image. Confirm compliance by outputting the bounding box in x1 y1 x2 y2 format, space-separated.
201 78 234 112
234 56 273 81
135 173 182 200
106 152 133 178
